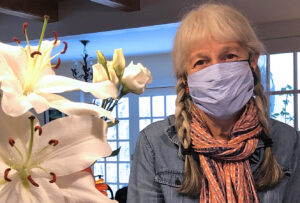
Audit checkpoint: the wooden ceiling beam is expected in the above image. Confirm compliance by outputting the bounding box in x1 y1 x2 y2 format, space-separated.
0 0 58 22
90 0 140 12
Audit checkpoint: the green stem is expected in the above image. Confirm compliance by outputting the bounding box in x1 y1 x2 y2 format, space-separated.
26 118 35 165
108 92 125 111
37 16 49 52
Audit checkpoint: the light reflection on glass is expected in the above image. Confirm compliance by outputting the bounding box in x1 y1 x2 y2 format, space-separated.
119 163 130 183
270 94 294 127
118 119 129 139
166 95 177 116
118 97 129 118
119 142 130 161
270 53 293 91
152 96 164 117
106 163 117 183
139 119 151 131
139 97 151 117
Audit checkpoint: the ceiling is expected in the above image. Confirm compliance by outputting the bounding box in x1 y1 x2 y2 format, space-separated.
0 0 300 61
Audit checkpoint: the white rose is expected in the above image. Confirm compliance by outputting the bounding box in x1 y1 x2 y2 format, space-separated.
92 63 119 86
121 61 152 95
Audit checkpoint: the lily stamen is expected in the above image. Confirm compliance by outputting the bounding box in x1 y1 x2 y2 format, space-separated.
49 172 56 183
34 126 42 136
23 22 28 34
27 175 39 187
53 58 61 69
48 139 59 146
9 138 15 147
53 31 58 45
13 37 20 44
30 51 42 58
8 139 24 160
60 41 68 54
23 22 31 54
4 168 12 182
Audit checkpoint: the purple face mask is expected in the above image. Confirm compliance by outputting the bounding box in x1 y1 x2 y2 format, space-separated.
187 60 254 120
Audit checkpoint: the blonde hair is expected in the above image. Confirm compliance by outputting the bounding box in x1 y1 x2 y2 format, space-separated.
173 3 283 196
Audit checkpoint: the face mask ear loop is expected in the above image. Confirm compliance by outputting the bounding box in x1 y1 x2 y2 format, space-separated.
248 54 258 86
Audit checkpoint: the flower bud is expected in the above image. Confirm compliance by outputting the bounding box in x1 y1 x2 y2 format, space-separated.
112 48 125 79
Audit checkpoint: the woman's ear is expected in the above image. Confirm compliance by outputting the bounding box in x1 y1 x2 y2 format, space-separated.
250 53 260 70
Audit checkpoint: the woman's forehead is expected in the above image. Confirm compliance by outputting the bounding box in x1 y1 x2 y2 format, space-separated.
188 39 246 56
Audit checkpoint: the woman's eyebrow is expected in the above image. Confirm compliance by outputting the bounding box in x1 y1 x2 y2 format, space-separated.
219 46 240 56
194 53 210 59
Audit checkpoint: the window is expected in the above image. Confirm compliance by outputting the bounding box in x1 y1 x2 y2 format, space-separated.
93 97 131 197
139 94 177 131
92 87 176 197
259 52 299 129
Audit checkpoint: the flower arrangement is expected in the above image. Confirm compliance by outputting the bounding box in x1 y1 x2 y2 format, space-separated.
0 15 152 202
93 48 152 118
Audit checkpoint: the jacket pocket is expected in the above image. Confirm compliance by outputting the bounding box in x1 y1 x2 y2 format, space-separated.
154 170 184 188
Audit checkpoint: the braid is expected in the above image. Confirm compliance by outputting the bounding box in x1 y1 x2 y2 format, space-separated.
175 78 202 196
253 68 283 190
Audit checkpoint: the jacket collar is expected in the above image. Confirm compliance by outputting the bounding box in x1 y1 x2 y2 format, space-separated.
164 115 185 160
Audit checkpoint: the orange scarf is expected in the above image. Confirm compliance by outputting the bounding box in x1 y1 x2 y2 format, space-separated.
190 99 262 203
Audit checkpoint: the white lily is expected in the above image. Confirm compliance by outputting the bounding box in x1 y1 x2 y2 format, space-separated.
0 107 116 202
0 16 117 118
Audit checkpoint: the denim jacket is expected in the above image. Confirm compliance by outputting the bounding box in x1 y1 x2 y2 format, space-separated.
127 115 300 203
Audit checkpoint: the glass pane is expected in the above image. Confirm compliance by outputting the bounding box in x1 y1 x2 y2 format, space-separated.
270 94 294 127
107 126 116 140
118 97 129 118
106 163 117 183
97 157 104 162
153 118 164 122
107 142 117 161
111 107 116 118
298 94 300 130
139 119 151 131
119 185 127 189
93 162 105 178
119 142 130 161
258 55 267 92
119 163 130 183
109 184 118 199
297 53 300 89
118 120 129 139
152 96 165 117
139 97 151 117
166 95 177 116
270 53 293 91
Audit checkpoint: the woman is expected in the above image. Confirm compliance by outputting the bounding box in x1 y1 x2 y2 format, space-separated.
127 3 300 202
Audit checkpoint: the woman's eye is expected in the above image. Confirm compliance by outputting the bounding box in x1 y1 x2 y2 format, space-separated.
226 54 238 60
193 60 206 67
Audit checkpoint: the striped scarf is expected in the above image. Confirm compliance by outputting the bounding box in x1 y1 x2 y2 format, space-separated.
190 99 262 203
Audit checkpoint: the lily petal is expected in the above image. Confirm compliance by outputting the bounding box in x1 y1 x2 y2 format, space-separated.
29 177 65 203
40 93 114 121
0 105 37 158
32 115 111 176
0 175 32 203
0 173 64 203
36 75 118 99
0 42 26 83
56 171 117 203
